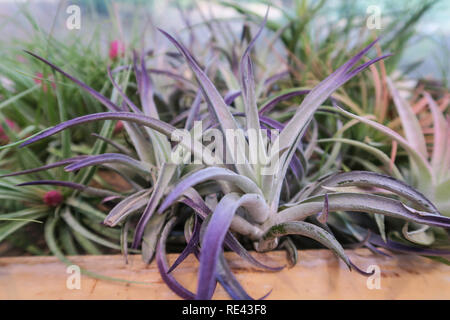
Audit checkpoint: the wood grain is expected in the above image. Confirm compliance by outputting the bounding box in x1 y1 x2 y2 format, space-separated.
0 249 449 299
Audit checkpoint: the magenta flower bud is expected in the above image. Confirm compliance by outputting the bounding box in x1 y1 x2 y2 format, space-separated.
43 190 63 206
34 72 56 93
109 40 125 60
0 118 18 144
114 120 124 134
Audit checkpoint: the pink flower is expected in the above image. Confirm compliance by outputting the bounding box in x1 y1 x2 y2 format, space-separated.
0 119 18 144
114 120 124 134
109 40 125 60
43 190 63 206
34 72 56 93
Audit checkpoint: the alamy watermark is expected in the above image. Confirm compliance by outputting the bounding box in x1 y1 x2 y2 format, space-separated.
170 121 281 175
66 264 81 290
366 264 381 290
66 5 81 30
366 5 382 30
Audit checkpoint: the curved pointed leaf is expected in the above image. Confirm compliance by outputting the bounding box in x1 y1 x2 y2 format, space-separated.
158 28 255 181
280 193 450 229
156 217 196 299
310 171 438 213
261 221 351 269
104 189 151 227
19 112 174 148
64 153 151 175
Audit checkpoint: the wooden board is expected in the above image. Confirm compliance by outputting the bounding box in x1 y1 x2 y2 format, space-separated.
0 249 449 299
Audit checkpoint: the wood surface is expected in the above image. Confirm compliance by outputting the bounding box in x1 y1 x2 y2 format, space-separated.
0 249 449 299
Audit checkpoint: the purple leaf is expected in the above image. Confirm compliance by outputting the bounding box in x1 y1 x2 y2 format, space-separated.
64 153 149 174
216 253 254 300
158 28 255 180
167 215 201 274
283 193 450 229
238 9 269 175
271 39 389 208
196 193 243 299
0 156 87 177
263 70 289 88
134 51 159 118
106 67 142 114
104 189 150 227
365 228 450 256
349 260 375 277
224 90 241 105
156 217 196 299
25 51 121 112
196 191 277 299
19 112 174 148
185 90 203 130
259 89 310 115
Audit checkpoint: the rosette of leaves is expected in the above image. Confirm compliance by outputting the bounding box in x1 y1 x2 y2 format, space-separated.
0 14 117 150
320 79 449 252
6 14 450 300
0 66 133 257
151 19 450 299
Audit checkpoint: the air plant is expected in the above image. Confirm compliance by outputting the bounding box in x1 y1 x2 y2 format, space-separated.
0 162 123 256
385 80 449 217
221 0 449 253
0 7 129 153
0 45 136 257
7 6 450 300
152 19 450 299
321 79 449 251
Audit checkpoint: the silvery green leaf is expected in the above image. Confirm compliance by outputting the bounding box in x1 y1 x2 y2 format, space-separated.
142 211 168 264
402 223 435 246
310 171 438 213
260 221 351 269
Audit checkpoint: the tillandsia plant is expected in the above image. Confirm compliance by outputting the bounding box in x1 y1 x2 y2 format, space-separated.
290 75 450 252
0 26 113 149
151 17 450 298
382 80 449 217
0 63 137 258
219 0 450 254
322 79 450 251
3 7 450 300
334 79 449 215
